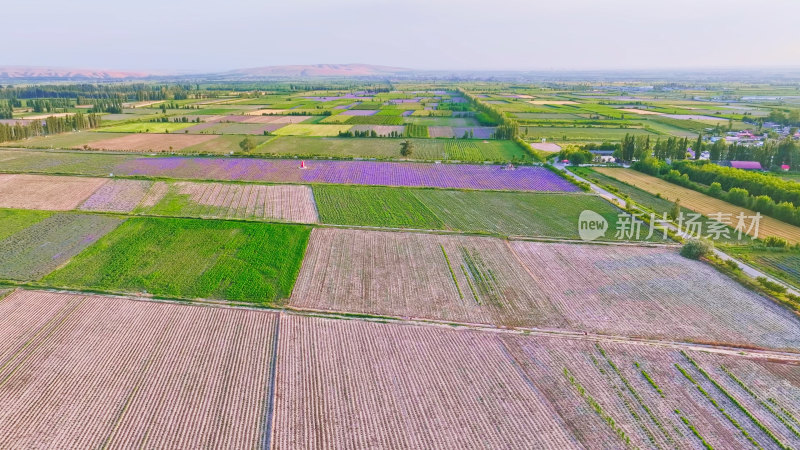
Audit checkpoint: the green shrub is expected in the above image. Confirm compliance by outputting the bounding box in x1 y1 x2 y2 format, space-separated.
727 187 750 207
763 236 789 248
758 276 787 293
723 259 741 271
680 239 713 259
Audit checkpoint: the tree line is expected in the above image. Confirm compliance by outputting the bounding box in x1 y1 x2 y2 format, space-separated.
0 112 101 143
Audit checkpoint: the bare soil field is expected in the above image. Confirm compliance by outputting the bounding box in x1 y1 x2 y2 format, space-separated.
86 133 217 152
272 314 581 449
509 241 800 351
594 167 800 244
501 333 800 449
0 290 278 449
531 142 562 152
2 288 799 449
145 181 319 223
291 229 800 350
78 179 153 212
0 174 107 210
290 228 558 327
274 314 800 449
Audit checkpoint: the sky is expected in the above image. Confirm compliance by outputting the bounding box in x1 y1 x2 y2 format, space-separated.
6 0 800 73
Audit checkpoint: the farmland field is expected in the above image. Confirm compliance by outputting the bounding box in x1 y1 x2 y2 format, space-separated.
143 181 319 223
0 132 131 149
272 124 353 136
0 208 52 240
508 241 800 350
313 185 634 239
273 314 581 449
500 334 800 449
256 136 530 162
0 173 108 210
98 122 196 133
0 213 123 281
0 149 136 175
0 149 559 189
115 157 578 191
723 247 800 290
291 229 800 350
275 314 800 449
181 134 274 154
0 290 278 449
86 133 219 152
522 126 656 141
2 288 798 449
42 217 310 304
78 179 153 212
594 167 800 244
290 228 554 327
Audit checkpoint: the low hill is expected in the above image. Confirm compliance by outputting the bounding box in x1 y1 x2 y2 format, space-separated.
223 63 412 78
0 66 154 80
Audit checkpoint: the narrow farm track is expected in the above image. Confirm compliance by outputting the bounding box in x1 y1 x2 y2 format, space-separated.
283 306 800 363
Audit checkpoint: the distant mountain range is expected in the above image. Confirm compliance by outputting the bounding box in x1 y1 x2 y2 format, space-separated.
222 64 412 78
0 66 154 80
0 64 413 80
2 64 799 82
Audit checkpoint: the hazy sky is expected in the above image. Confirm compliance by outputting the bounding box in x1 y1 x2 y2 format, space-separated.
7 0 800 72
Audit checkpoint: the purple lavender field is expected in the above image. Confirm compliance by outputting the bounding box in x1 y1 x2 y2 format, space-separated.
115 157 579 192
78 179 152 212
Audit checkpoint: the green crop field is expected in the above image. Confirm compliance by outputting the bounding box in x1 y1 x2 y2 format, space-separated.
98 122 196 133
314 185 639 239
0 132 129 149
0 209 52 240
0 149 136 175
255 136 531 162
404 117 480 127
522 126 656 141
723 247 800 289
0 213 124 281
42 217 310 304
272 124 353 136
182 134 274 154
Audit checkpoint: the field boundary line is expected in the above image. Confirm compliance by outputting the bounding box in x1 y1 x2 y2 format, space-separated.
10 286 800 362
280 306 800 362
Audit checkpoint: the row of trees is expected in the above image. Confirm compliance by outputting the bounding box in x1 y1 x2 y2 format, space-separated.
0 112 101 142
672 160 800 206
620 132 800 169
659 167 800 227
0 101 11 119
0 84 193 101
618 133 690 161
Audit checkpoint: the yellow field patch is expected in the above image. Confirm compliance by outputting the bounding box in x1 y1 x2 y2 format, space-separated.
618 108 662 115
